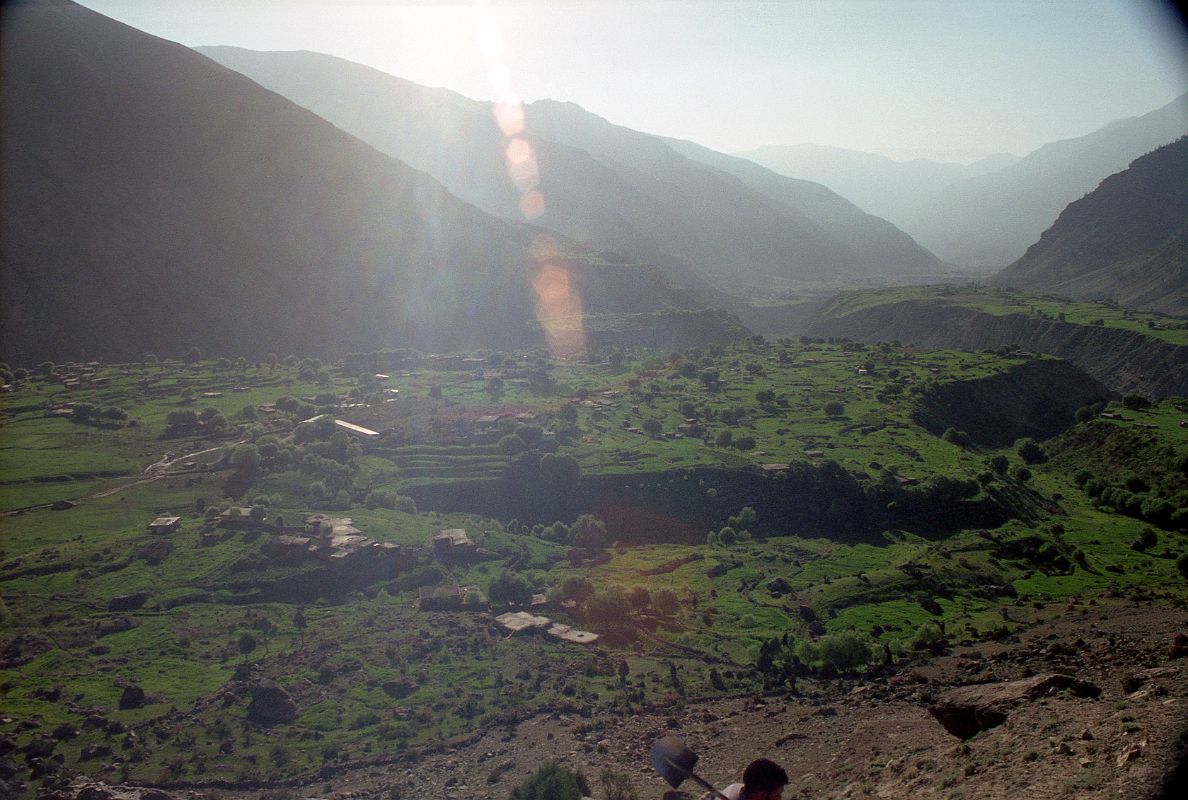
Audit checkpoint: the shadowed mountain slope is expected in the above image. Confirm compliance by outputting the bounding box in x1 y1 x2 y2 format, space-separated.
0 1 741 363
993 137 1188 316
659 135 948 281
198 47 944 294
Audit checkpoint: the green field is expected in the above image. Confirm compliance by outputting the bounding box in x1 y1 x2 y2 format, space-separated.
1 341 1185 793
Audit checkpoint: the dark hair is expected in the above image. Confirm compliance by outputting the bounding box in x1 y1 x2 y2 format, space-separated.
743 758 789 791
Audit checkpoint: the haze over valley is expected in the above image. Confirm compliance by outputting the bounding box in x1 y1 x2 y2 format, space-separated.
1 2 1187 799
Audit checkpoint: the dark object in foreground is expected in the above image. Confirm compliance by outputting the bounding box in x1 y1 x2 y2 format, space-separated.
929 672 1102 739
651 736 730 799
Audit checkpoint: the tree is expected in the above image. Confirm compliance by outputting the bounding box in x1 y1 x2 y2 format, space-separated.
715 430 733 448
540 453 580 489
229 444 261 475
486 376 504 396
557 576 595 604
500 433 527 455
642 418 662 435
237 632 257 664
824 400 844 417
488 570 533 608
1177 552 1188 581
734 435 756 451
1122 394 1151 411
570 514 609 551
988 455 1009 474
71 402 100 425
942 427 972 448
186 346 202 365
1016 437 1046 464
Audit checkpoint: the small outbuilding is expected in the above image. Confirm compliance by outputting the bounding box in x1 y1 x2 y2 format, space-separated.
146 516 181 534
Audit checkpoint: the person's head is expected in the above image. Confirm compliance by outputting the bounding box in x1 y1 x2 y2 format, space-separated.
741 758 788 800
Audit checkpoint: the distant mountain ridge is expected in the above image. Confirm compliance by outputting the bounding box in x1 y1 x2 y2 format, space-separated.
739 96 1188 269
905 95 1188 267
735 142 1020 229
0 0 743 363
198 46 945 294
993 136 1188 316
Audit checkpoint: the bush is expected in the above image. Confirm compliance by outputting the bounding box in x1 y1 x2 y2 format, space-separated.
365 488 414 512
1122 394 1151 411
511 763 588 800
988 455 1009 474
911 622 947 653
1016 437 1046 465
942 427 972 448
814 631 872 672
824 400 844 416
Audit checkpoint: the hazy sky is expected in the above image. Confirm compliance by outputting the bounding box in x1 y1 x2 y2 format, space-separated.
76 0 1186 162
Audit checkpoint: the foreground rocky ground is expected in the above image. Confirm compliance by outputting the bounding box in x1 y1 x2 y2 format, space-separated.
31 598 1188 800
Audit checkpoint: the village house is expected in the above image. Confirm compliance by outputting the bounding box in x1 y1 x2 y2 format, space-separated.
334 419 381 441
432 528 476 557
146 516 181 534
493 611 599 645
217 507 263 528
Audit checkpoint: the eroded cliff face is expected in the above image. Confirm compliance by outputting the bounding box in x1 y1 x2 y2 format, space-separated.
809 300 1188 396
911 359 1113 447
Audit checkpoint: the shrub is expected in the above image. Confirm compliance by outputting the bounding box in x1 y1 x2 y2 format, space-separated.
911 622 948 653
1016 437 1046 465
814 631 872 672
942 427 972 448
511 763 587 800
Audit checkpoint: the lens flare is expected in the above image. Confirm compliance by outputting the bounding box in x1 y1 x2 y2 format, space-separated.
533 262 587 359
487 62 511 91
475 8 585 357
519 189 545 219
475 20 503 59
493 101 525 137
504 136 539 190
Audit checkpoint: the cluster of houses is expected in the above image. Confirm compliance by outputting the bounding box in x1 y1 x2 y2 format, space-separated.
493 611 599 645
261 514 408 567
50 362 111 391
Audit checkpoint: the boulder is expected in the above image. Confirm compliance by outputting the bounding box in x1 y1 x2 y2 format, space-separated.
107 592 149 612
79 744 112 761
247 682 297 726
1122 666 1178 694
929 673 1101 739
118 685 145 710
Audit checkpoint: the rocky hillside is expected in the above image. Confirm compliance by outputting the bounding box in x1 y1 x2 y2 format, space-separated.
808 296 1188 397
22 600 1186 800
994 137 1188 316
0 1 743 364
